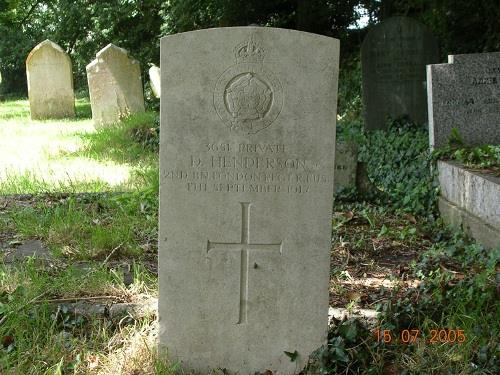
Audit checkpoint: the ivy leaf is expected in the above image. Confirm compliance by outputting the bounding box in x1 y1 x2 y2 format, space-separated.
334 347 349 363
284 350 298 362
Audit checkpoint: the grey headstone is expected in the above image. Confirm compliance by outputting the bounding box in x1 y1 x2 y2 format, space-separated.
26 40 75 119
361 17 439 130
86 44 145 127
149 65 161 98
334 141 357 192
159 27 339 374
427 52 500 149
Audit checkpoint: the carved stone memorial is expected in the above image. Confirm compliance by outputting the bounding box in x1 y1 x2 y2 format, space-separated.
86 44 145 126
159 27 339 374
427 52 500 149
334 141 357 192
361 17 439 130
149 65 161 98
26 40 75 119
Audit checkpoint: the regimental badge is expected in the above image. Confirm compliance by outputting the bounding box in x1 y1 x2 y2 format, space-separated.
214 35 283 134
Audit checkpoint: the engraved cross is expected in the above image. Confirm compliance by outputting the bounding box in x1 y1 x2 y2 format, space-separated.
207 202 282 324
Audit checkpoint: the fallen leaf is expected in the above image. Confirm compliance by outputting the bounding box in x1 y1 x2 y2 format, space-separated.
343 211 355 221
1 335 14 348
405 214 417 224
347 292 362 302
62 246 76 256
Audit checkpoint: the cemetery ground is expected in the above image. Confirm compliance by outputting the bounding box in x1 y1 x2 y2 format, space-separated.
0 99 498 374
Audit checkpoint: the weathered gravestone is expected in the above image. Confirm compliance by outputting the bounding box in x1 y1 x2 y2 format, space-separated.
26 40 75 119
334 142 357 192
361 17 439 130
149 65 161 98
427 52 500 149
159 27 339 374
86 44 145 126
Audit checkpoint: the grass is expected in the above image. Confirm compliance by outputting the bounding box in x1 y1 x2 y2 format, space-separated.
0 98 166 373
0 260 165 374
0 98 158 194
0 98 497 374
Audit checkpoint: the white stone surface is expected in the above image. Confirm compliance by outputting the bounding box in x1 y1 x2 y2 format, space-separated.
149 65 161 98
86 44 145 127
159 27 339 374
438 160 500 229
439 196 500 249
26 40 75 119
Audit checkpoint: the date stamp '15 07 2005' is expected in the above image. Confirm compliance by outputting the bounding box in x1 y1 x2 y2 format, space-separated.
374 328 467 344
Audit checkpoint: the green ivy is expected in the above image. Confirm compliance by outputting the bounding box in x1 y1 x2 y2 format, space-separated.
357 117 440 217
433 144 500 172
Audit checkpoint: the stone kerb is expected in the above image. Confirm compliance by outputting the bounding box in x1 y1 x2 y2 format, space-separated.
26 39 75 119
438 160 500 249
86 43 145 127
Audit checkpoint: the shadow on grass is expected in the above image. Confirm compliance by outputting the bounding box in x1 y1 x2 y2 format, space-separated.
0 97 92 120
68 111 159 165
75 97 92 119
0 98 31 119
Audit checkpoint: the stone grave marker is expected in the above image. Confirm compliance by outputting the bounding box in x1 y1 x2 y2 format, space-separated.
149 65 161 98
159 27 339 374
86 44 145 126
26 40 75 119
334 141 357 192
361 17 439 130
427 52 500 149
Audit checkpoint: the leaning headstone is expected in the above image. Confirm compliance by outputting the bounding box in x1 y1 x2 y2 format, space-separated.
149 65 161 98
86 44 145 126
334 141 358 192
26 40 75 119
159 27 339 374
427 52 500 149
361 17 439 130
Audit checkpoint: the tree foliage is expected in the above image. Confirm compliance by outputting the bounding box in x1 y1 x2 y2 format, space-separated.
0 0 498 96
0 0 165 94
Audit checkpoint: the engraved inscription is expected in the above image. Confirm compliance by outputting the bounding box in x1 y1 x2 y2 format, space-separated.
163 142 331 194
207 202 282 324
214 35 283 134
471 76 497 85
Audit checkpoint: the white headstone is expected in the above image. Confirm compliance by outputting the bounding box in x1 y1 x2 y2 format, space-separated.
26 40 75 119
149 65 161 98
159 27 339 374
427 52 500 149
86 44 145 126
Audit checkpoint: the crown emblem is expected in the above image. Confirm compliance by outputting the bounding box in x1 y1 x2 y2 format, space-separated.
234 36 265 64
214 35 282 134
